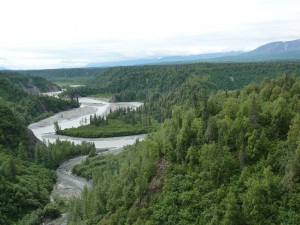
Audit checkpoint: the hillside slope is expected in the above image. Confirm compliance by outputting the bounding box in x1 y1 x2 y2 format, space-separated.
250 39 300 55
60 63 300 103
0 73 79 123
206 39 300 62
0 72 85 224
1 71 61 93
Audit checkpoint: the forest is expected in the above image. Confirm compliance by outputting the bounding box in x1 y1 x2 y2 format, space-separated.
0 62 300 224
0 72 96 224
2 72 61 93
0 73 79 123
68 75 300 225
59 62 300 101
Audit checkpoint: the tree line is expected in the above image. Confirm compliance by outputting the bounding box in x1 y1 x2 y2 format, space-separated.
60 62 300 102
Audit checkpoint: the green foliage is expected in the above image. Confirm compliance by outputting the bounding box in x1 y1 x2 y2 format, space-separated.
0 71 60 93
1 64 300 224
68 76 300 225
19 67 107 79
34 140 95 169
59 119 156 138
17 203 61 225
89 113 107 126
68 139 160 225
107 105 153 126
58 105 157 138
0 72 85 224
58 62 300 102
0 139 95 224
0 73 79 124
54 63 300 125
0 98 27 150
0 151 55 224
53 121 61 134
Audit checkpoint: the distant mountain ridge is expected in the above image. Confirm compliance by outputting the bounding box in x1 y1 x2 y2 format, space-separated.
86 51 244 68
223 39 300 62
251 39 300 54
86 39 300 67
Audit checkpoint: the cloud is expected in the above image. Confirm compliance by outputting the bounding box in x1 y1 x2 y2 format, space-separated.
0 0 300 69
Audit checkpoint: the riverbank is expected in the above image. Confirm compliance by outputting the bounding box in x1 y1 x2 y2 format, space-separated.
28 96 147 225
28 97 144 145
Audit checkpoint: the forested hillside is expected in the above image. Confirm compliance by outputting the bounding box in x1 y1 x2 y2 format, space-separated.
19 68 107 79
0 74 79 123
0 72 97 224
60 62 300 102
68 76 300 225
18 68 107 86
0 72 60 93
2 65 300 224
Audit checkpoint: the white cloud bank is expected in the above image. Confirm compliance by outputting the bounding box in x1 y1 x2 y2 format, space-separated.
0 0 299 69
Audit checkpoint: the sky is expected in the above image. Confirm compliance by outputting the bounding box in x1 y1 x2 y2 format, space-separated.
0 0 300 69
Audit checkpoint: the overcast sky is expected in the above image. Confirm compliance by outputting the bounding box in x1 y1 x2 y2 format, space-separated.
0 0 299 69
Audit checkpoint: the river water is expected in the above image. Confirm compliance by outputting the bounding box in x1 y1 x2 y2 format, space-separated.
28 95 146 225
29 96 146 149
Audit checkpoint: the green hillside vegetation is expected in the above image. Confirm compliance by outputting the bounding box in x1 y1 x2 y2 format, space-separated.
0 73 97 224
60 62 300 101
0 99 28 150
0 73 79 123
34 140 95 170
68 76 300 225
19 67 107 79
0 139 96 224
0 99 96 224
18 68 107 86
0 151 55 224
1 71 60 93
2 64 299 224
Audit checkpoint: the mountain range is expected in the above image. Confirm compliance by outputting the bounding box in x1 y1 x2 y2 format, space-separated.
86 39 300 68
86 51 243 67
213 39 300 62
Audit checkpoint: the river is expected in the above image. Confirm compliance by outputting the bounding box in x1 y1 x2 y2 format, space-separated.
28 95 146 225
29 96 146 149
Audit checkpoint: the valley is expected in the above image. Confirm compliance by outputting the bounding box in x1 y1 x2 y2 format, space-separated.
1 1 300 224
0 62 300 225
29 96 145 148
28 93 147 224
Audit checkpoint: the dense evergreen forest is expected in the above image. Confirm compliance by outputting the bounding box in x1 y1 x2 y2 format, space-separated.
1 63 300 224
18 67 107 79
18 68 107 86
68 75 300 225
0 72 97 224
0 73 79 123
58 63 300 101
1 71 60 93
